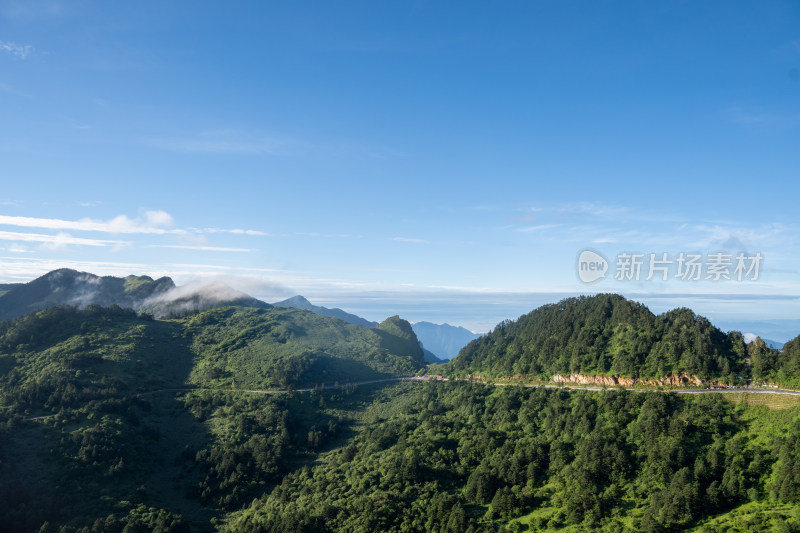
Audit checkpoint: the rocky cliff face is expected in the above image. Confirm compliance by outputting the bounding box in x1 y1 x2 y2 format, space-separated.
550 372 728 388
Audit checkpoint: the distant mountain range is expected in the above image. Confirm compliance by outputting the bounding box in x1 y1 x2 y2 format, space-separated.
411 321 481 361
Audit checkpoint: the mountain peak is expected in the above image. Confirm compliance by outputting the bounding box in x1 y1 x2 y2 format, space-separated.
272 295 377 328
280 295 313 307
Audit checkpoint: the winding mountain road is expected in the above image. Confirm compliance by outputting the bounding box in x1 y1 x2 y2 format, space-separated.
21 375 800 422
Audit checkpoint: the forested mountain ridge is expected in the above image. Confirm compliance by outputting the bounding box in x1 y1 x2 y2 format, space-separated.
0 269 176 321
0 304 425 401
272 295 378 328
0 269 276 322
445 294 792 385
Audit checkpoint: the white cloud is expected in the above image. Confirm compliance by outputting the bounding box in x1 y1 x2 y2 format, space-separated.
0 213 181 235
9 243 32 253
143 210 174 227
515 224 561 233
149 244 252 252
0 40 33 59
0 230 126 247
295 232 361 239
394 237 430 244
0 212 266 238
203 227 269 236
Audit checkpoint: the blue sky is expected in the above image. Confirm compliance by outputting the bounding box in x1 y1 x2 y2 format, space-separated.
1 1 799 335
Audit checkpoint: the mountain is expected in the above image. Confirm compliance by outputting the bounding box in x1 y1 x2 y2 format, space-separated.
0 268 175 321
373 315 425 365
0 283 21 298
0 269 274 321
0 304 424 394
3 295 800 532
411 321 481 360
272 295 377 327
270 297 444 362
0 303 426 530
446 293 747 383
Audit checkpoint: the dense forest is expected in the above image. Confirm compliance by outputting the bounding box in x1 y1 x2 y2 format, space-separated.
447 294 755 384
230 382 800 532
2 296 800 531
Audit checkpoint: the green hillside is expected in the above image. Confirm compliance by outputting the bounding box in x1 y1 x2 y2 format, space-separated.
3 298 800 532
182 307 422 389
229 382 800 533
0 304 425 531
446 294 747 383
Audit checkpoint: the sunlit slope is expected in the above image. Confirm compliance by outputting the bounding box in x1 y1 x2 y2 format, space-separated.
446 294 749 383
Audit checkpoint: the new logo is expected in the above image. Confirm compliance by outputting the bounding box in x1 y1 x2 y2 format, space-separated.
577 249 608 283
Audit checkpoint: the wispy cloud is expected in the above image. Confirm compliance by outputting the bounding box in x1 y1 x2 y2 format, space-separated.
0 212 179 235
8 243 33 253
0 230 127 247
0 212 267 238
0 40 33 59
515 224 560 233
294 232 361 239
202 227 269 236
149 244 252 253
393 237 430 244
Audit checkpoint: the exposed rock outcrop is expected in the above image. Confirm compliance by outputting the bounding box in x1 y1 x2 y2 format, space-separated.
550 372 727 388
